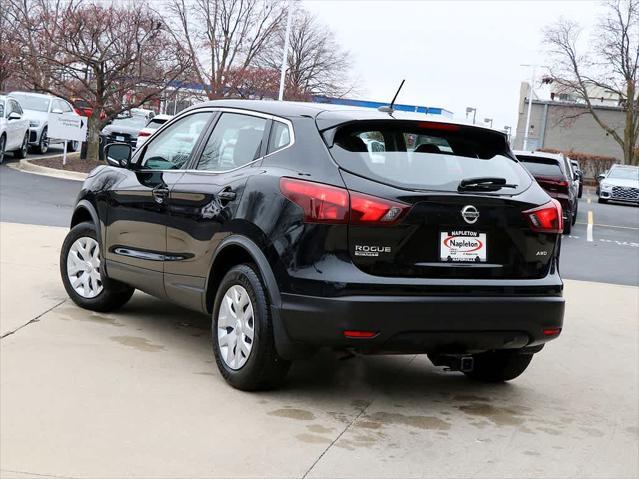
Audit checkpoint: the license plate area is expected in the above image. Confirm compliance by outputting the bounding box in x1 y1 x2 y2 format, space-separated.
440 230 487 262
116 135 125 141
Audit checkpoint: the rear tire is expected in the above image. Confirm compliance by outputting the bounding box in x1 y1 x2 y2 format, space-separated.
563 217 572 235
212 264 290 391
464 350 533 382
60 221 134 312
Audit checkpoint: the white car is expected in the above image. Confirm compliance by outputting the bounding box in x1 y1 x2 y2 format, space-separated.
8 91 81 154
0 95 30 164
135 114 172 148
598 165 639 204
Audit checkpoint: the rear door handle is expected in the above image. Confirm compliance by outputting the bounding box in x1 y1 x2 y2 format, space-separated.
152 186 169 204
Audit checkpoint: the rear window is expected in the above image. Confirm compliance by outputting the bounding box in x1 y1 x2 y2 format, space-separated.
328 121 530 193
147 118 168 130
518 156 564 177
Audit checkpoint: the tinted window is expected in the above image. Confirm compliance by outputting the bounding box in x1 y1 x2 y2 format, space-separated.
329 121 529 193
0 101 4 118
197 113 266 171
111 115 148 130
11 101 23 115
518 156 565 177
146 118 168 130
140 112 211 170
267 120 291 154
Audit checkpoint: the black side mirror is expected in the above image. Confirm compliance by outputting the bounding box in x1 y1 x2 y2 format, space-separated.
597 173 606 181
104 142 132 168
8 112 21 120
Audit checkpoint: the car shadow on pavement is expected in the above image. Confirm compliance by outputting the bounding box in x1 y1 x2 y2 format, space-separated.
111 292 520 401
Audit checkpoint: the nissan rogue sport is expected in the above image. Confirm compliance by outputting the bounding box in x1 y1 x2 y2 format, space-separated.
60 100 565 390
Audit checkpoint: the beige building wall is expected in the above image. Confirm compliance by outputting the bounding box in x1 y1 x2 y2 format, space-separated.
514 83 625 160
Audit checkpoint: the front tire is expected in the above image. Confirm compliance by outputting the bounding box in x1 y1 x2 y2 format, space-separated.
14 132 29 159
0 135 5 164
598 197 608 204
67 140 80 152
464 350 533 382
60 221 134 312
212 264 290 391
37 127 49 154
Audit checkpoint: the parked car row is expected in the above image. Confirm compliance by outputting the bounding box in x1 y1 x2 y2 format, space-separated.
514 150 582 234
0 91 84 163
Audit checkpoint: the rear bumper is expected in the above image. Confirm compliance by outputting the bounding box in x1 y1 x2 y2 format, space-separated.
279 293 564 353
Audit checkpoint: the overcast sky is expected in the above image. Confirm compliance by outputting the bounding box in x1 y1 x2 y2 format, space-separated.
302 0 603 135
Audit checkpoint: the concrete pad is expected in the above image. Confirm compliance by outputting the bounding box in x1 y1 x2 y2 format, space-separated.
1 222 638 478
0 223 68 336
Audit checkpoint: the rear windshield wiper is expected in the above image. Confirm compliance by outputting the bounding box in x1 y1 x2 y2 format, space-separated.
458 177 517 191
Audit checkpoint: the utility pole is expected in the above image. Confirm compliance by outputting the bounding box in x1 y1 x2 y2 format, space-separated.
278 0 293 101
465 107 476 124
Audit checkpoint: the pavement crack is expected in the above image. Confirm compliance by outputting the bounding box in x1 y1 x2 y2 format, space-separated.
1 299 66 339
300 354 418 479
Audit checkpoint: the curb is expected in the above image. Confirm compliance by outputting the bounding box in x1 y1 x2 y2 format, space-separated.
9 157 88 181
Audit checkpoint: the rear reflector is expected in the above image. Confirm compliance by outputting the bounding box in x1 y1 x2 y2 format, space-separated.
280 178 409 225
523 199 564 233
343 330 377 338
138 131 152 137
543 327 562 336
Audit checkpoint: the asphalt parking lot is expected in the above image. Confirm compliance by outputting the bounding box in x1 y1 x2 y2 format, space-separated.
1 165 638 478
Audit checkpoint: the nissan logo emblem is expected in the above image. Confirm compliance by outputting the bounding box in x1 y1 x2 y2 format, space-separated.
461 205 479 224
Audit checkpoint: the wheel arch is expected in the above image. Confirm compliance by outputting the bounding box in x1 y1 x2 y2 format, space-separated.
205 235 282 314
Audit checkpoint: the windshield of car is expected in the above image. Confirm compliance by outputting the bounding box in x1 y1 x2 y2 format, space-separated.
10 94 50 112
328 121 530 193
517 156 565 177
111 115 148 129
608 167 639 181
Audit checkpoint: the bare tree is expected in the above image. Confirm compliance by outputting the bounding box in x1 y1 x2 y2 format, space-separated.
9 0 191 160
0 3 21 91
259 7 354 99
544 0 639 165
166 0 285 100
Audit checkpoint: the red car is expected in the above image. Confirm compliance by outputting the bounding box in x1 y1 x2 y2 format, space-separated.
72 98 93 117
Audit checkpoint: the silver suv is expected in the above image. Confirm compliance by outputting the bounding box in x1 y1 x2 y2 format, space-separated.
598 165 639 204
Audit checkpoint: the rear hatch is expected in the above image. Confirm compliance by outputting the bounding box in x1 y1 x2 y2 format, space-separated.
322 119 559 280
517 155 570 199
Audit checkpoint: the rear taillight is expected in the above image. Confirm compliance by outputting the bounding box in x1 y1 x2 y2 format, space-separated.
523 199 563 233
138 131 152 137
279 178 409 225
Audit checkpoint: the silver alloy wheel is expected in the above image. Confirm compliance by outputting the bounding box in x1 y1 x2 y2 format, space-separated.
217 284 254 370
66 237 103 298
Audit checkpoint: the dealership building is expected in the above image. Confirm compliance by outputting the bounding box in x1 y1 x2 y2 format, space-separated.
513 82 626 160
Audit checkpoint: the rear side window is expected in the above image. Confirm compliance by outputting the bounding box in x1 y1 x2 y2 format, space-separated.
147 118 167 130
197 113 267 171
518 156 564 177
328 121 530 193
267 120 291 154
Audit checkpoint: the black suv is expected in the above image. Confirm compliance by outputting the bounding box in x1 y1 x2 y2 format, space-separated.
61 100 565 390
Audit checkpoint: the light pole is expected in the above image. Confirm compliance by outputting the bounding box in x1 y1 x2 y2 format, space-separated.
465 107 476 124
278 0 294 101
504 125 512 143
484 118 493 128
520 64 548 150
